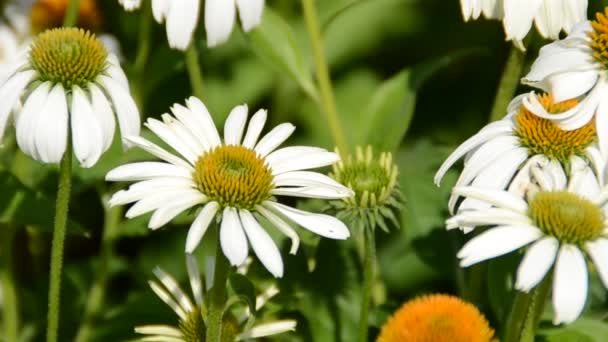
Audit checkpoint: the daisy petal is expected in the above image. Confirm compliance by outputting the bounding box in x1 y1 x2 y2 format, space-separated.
254 123 295 156
552 245 588 324
236 0 264 32
0 70 34 140
515 237 559 292
224 104 248 145
16 81 51 161
237 320 297 341
185 202 220 253
71 86 104 167
239 209 283 277
36 84 69 164
242 109 267 148
106 162 192 181
205 0 236 47
165 0 200 50
265 201 350 240
220 207 249 266
586 238 608 289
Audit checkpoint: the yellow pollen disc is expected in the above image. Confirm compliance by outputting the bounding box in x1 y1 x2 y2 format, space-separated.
194 145 274 209
29 28 108 88
376 294 496 342
590 7 608 67
529 191 604 244
515 94 595 163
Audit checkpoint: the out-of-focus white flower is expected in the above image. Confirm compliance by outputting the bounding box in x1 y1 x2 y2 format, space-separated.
522 10 608 158
107 97 352 277
461 0 587 50
134 255 296 341
0 28 140 166
435 94 602 232
450 159 608 324
117 0 265 49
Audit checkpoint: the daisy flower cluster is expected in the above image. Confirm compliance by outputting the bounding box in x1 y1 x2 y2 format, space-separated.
437 4 608 325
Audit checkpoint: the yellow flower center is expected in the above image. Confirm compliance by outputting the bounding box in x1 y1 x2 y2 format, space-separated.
376 294 496 342
194 145 273 209
529 191 604 244
179 309 206 342
515 94 595 163
29 28 107 88
590 7 608 67
30 0 102 34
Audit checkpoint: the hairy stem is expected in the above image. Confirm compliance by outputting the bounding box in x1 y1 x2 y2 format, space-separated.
489 46 526 122
185 42 205 101
358 227 376 342
62 0 80 27
205 240 230 342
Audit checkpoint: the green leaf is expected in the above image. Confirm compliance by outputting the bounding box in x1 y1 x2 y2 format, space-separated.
228 273 257 316
539 317 608 342
248 8 318 101
0 170 84 235
322 0 372 33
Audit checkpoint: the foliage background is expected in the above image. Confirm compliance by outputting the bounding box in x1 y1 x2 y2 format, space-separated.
2 0 608 341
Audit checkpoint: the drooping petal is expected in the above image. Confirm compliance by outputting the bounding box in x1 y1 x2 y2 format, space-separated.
0 70 35 141
97 75 140 145
220 207 249 266
89 83 116 152
151 0 170 22
265 201 350 240
585 238 608 289
515 237 559 292
205 0 236 47
71 86 104 167
36 84 69 164
119 0 142 10
185 202 220 253
236 0 264 32
503 0 542 45
239 209 283 277
534 0 563 39
15 81 51 161
552 245 588 324
165 0 200 50
186 254 204 306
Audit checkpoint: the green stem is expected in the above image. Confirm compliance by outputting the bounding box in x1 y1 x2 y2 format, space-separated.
358 227 376 342
132 0 153 108
489 45 526 122
1 224 19 342
205 239 230 342
74 192 122 342
185 43 205 101
504 276 551 342
301 0 348 153
46 144 72 342
62 0 80 27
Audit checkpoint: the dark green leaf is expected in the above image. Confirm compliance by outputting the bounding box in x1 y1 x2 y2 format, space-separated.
229 273 257 316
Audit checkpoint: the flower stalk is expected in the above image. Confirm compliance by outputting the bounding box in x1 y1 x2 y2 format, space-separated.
301 0 348 153
185 42 205 101
1 224 19 342
206 236 231 342
489 45 526 122
46 142 73 342
358 226 376 342
504 275 551 342
63 0 80 27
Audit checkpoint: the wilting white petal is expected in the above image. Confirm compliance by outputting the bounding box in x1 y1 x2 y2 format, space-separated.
89 84 116 152
16 81 51 161
97 75 140 145
236 0 265 32
205 0 236 47
71 86 104 167
0 70 34 140
36 84 69 164
165 0 200 50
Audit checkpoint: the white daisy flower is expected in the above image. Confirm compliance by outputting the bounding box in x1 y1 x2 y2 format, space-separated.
117 0 264 49
106 97 352 277
134 255 297 341
449 158 608 324
521 9 608 158
0 27 140 167
434 94 602 231
461 0 587 50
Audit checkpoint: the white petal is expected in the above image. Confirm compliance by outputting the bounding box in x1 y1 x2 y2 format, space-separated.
205 0 236 47
241 109 267 148
239 209 283 277
446 208 532 230
152 267 194 313
185 202 220 253
503 0 542 43
458 225 542 267
125 135 192 169
220 207 249 266
185 97 221 147
273 171 351 190
71 86 104 167
596 96 608 159
265 146 326 166
35 84 69 164
151 0 170 22
549 70 598 103
0 70 34 140
270 150 340 175
165 0 200 50
265 201 350 240
145 118 198 164
16 81 51 161
256 205 299 255
237 320 296 340
170 103 213 152
134 325 182 337
568 156 600 199
119 0 142 10
452 186 529 213
585 238 608 289
271 186 352 199
89 84 116 152
186 254 204 307
552 245 588 324
97 75 140 145
148 281 188 320
434 120 514 185
161 113 205 159
236 0 264 32
148 193 206 229
106 162 192 181
125 189 203 218
224 104 248 145
254 123 295 156
108 178 196 206
515 237 559 292
534 0 563 39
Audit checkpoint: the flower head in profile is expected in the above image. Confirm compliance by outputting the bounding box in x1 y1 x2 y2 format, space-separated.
106 97 352 277
449 159 608 324
522 7 608 158
328 145 401 233
435 94 602 231
376 294 496 342
461 0 587 50
117 0 264 49
0 27 139 167
134 255 296 341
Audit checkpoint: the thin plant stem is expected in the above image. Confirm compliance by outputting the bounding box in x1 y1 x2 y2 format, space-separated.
63 0 80 27
358 227 376 342
185 42 205 101
132 0 153 108
489 45 526 122
74 191 122 342
504 275 551 342
46 143 73 342
1 224 19 342
301 0 348 153
205 238 230 342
